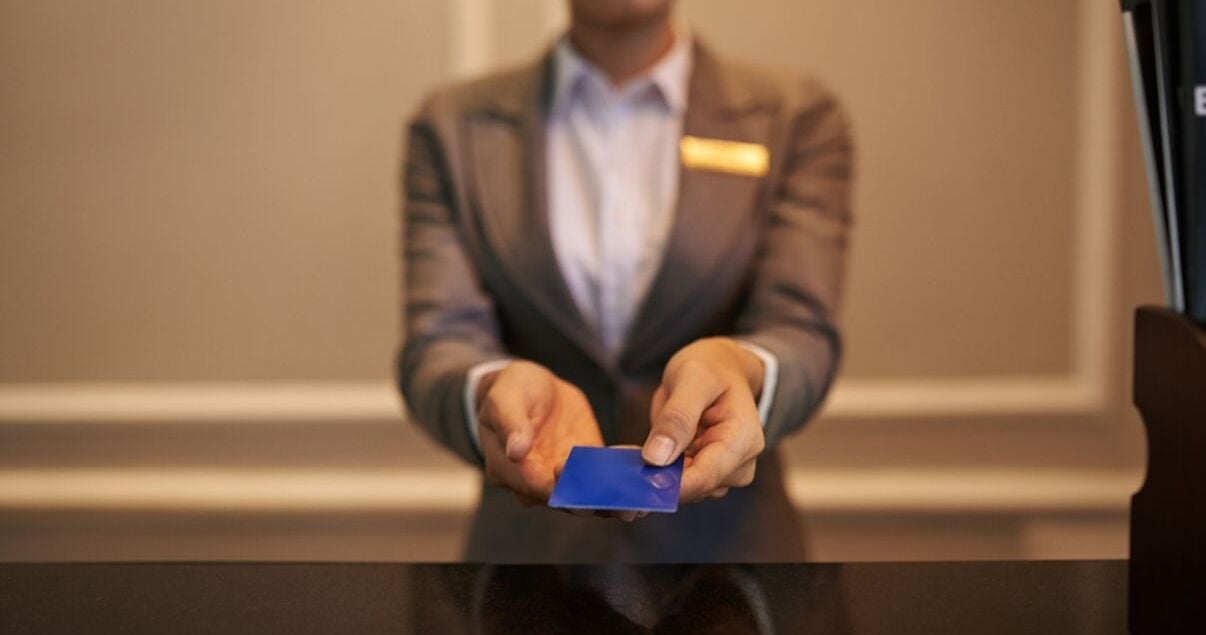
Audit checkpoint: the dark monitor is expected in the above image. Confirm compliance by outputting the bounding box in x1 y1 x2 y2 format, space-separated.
1122 0 1206 325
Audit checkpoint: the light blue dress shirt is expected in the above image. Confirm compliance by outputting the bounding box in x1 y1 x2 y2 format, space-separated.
463 33 778 451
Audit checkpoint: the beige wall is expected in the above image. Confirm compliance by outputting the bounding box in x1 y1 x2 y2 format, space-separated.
1 0 1122 382
1 0 448 381
0 0 1161 561
689 0 1084 379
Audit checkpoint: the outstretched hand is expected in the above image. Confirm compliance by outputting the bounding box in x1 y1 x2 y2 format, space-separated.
475 361 604 506
642 338 766 503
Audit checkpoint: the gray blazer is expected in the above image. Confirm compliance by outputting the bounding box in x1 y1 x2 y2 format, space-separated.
398 41 853 563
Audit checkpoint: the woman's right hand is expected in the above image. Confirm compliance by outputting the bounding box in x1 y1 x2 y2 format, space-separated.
475 361 605 506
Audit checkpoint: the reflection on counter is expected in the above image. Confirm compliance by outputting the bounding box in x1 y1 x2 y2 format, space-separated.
413 564 849 634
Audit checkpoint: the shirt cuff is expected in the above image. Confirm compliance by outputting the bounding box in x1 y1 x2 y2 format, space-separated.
735 340 778 428
463 358 513 454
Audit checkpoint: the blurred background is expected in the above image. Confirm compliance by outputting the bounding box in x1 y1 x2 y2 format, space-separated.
0 0 1159 561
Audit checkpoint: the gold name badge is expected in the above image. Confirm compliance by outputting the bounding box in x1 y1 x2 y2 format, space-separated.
680 135 769 177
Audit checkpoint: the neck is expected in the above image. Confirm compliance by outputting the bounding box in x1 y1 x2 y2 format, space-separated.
567 16 675 86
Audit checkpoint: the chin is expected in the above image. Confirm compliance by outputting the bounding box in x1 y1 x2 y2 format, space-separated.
570 0 674 29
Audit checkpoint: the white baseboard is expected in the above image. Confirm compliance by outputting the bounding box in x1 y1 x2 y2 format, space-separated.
0 466 1140 516
0 375 1112 425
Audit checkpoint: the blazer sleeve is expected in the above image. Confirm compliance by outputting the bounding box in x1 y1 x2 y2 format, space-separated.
397 99 506 467
735 81 854 449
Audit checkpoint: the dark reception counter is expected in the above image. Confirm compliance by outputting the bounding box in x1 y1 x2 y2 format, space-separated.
0 560 1127 634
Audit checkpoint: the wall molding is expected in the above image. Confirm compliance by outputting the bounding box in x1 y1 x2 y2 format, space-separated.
1066 0 1125 409
447 0 492 79
0 382 399 424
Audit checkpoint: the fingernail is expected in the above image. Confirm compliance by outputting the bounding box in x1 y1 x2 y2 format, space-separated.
644 434 676 466
505 435 522 459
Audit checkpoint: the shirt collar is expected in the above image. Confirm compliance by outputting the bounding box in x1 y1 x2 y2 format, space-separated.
550 29 693 116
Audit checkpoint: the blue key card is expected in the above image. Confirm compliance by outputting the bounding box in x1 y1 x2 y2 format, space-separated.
549 446 684 513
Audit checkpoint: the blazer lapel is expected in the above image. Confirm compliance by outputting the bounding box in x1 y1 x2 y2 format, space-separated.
620 43 779 369
467 55 608 368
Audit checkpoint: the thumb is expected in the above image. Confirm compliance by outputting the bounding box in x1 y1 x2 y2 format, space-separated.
482 383 540 461
643 366 721 466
